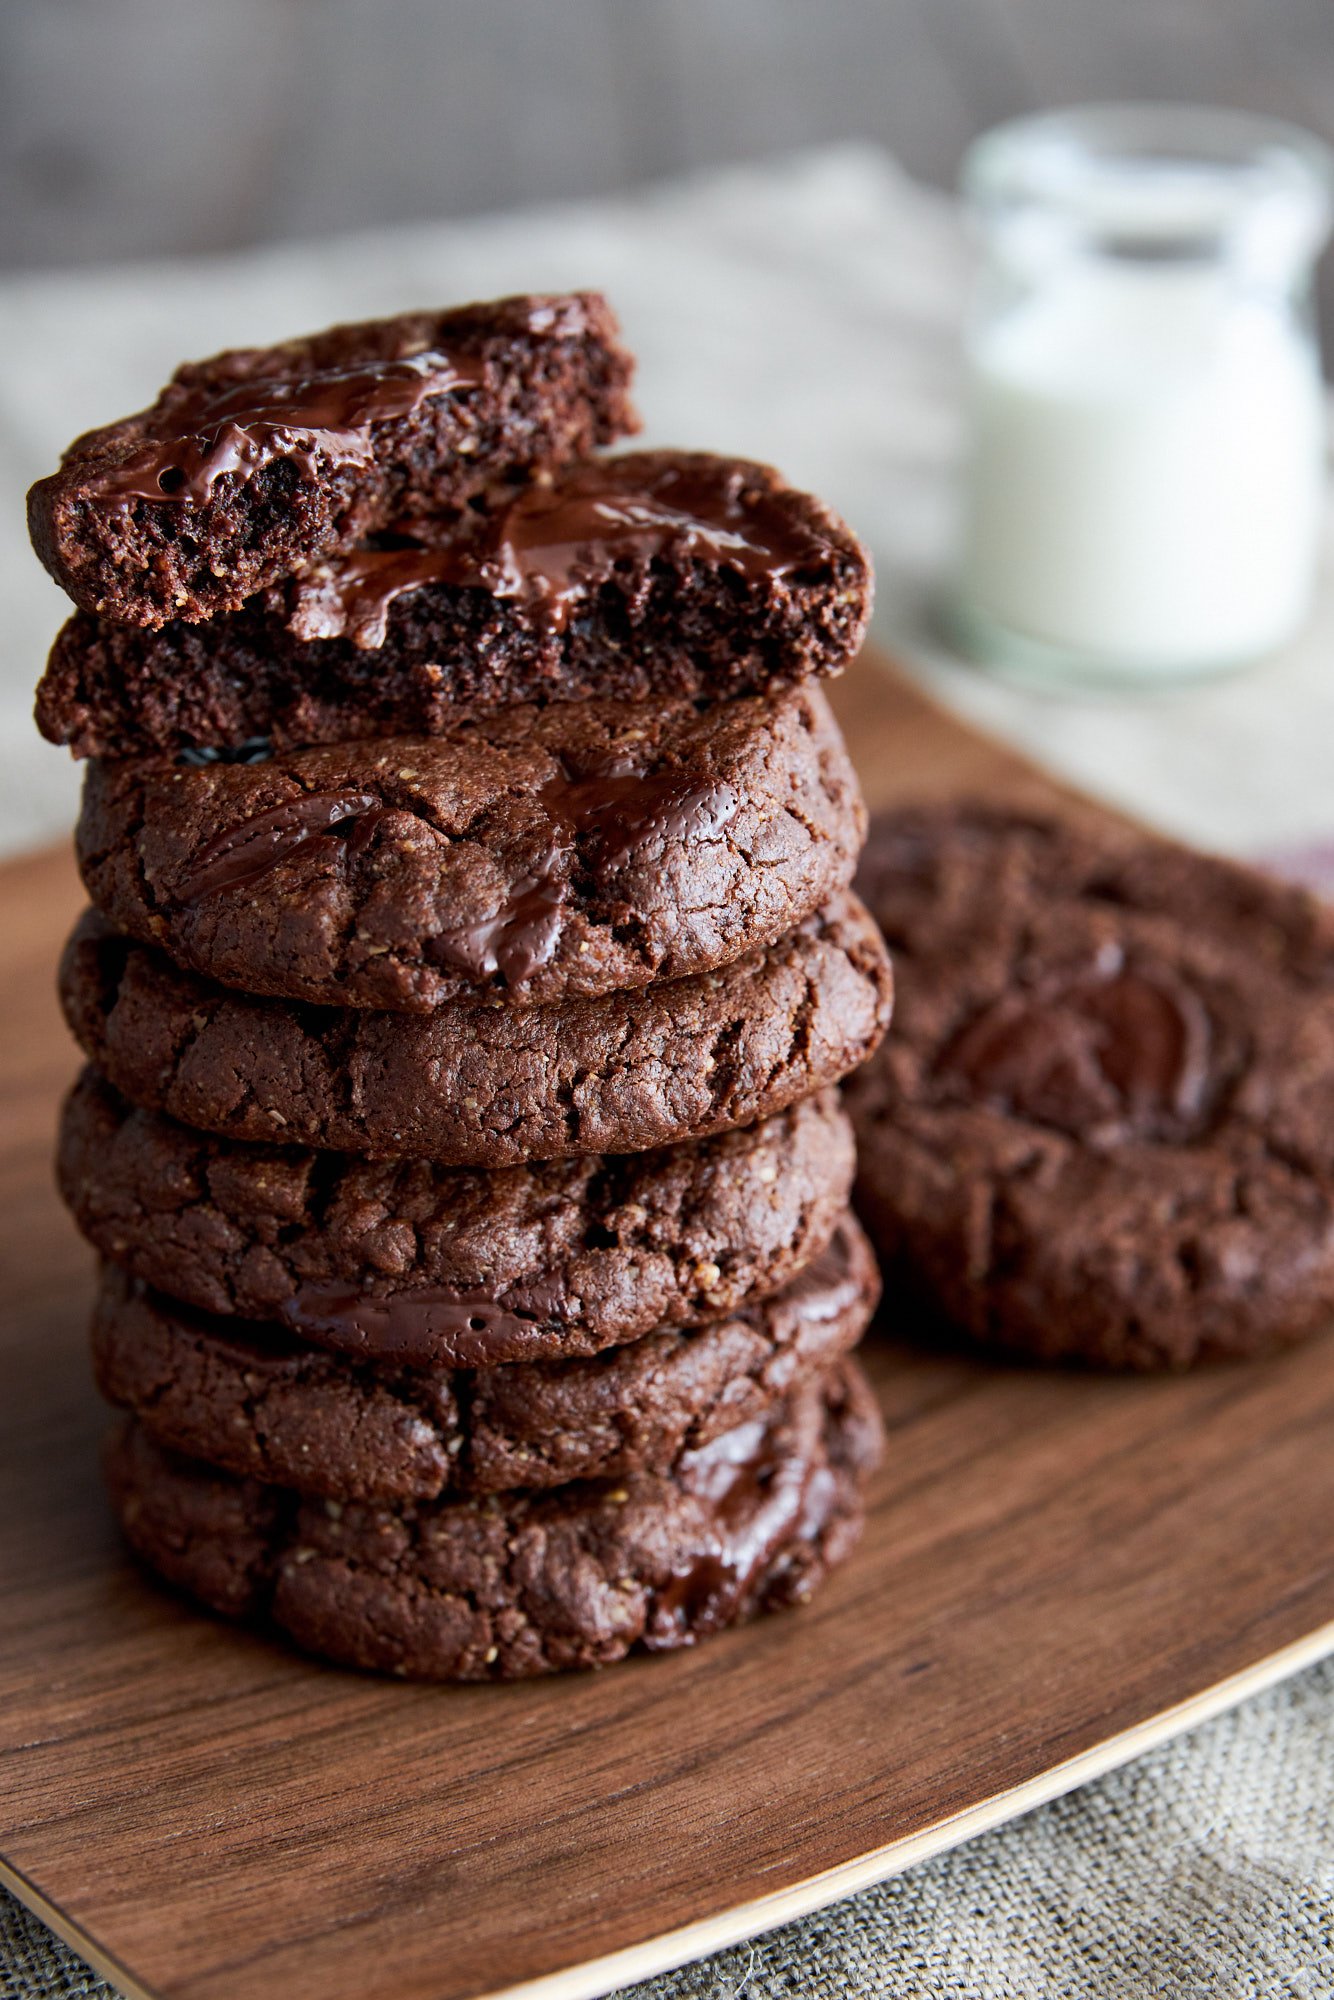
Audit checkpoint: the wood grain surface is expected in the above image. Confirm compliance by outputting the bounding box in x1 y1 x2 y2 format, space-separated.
2 654 1334 2000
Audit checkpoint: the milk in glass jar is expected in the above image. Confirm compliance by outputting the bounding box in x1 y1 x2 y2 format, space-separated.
953 106 1334 688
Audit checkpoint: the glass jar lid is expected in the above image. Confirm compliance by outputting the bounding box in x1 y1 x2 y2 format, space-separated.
963 104 1334 283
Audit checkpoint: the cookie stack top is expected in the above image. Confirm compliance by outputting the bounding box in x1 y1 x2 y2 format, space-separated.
32 292 871 757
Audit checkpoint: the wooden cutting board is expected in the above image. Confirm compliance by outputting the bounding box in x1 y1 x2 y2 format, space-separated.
3 652 1333 2000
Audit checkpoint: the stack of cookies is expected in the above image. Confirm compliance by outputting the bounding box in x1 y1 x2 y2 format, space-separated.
31 291 893 1678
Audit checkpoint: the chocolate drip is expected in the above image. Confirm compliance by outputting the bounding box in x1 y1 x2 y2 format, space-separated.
647 1412 813 1646
177 790 385 903
287 541 473 648
288 455 821 648
86 348 483 511
940 949 1214 1137
279 1279 574 1369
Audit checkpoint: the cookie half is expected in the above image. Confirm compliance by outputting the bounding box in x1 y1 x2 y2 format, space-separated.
105 1360 883 1678
61 895 892 1165
91 1216 879 1503
75 686 865 1010
848 803 1334 1369
28 294 636 627
60 1070 855 1359
38 452 871 760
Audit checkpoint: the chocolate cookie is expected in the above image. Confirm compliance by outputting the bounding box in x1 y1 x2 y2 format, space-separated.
847 803 1334 1369
60 1069 855 1360
37 453 872 760
91 1217 879 1503
28 293 636 627
104 1359 882 1678
61 895 892 1165
75 686 865 1011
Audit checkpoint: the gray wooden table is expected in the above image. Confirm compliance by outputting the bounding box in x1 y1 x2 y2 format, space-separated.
3 0 1333 279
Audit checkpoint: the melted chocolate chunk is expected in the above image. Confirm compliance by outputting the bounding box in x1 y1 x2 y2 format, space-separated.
939 948 1214 1138
582 765 740 870
287 541 469 648
425 848 567 987
778 1217 862 1322
293 455 825 647
85 349 484 512
476 457 819 616
177 790 385 902
647 1413 813 1645
278 1279 573 1368
426 762 739 986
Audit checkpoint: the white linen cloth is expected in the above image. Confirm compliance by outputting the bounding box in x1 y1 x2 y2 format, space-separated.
1 148 1331 1999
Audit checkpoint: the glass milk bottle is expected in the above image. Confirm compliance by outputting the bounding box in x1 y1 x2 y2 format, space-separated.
953 106 1334 688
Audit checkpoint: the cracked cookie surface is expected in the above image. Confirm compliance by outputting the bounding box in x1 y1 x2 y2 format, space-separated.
75 686 864 1011
104 1359 883 1679
61 893 892 1165
61 1069 855 1358
847 804 1334 1369
91 1216 879 1503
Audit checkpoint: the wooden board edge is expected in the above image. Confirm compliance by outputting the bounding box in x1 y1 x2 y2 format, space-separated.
0 1856 156 2000
483 1621 1334 2000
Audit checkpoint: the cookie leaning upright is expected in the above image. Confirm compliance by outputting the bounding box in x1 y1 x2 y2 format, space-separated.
35 291 891 1680
847 802 1334 1369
